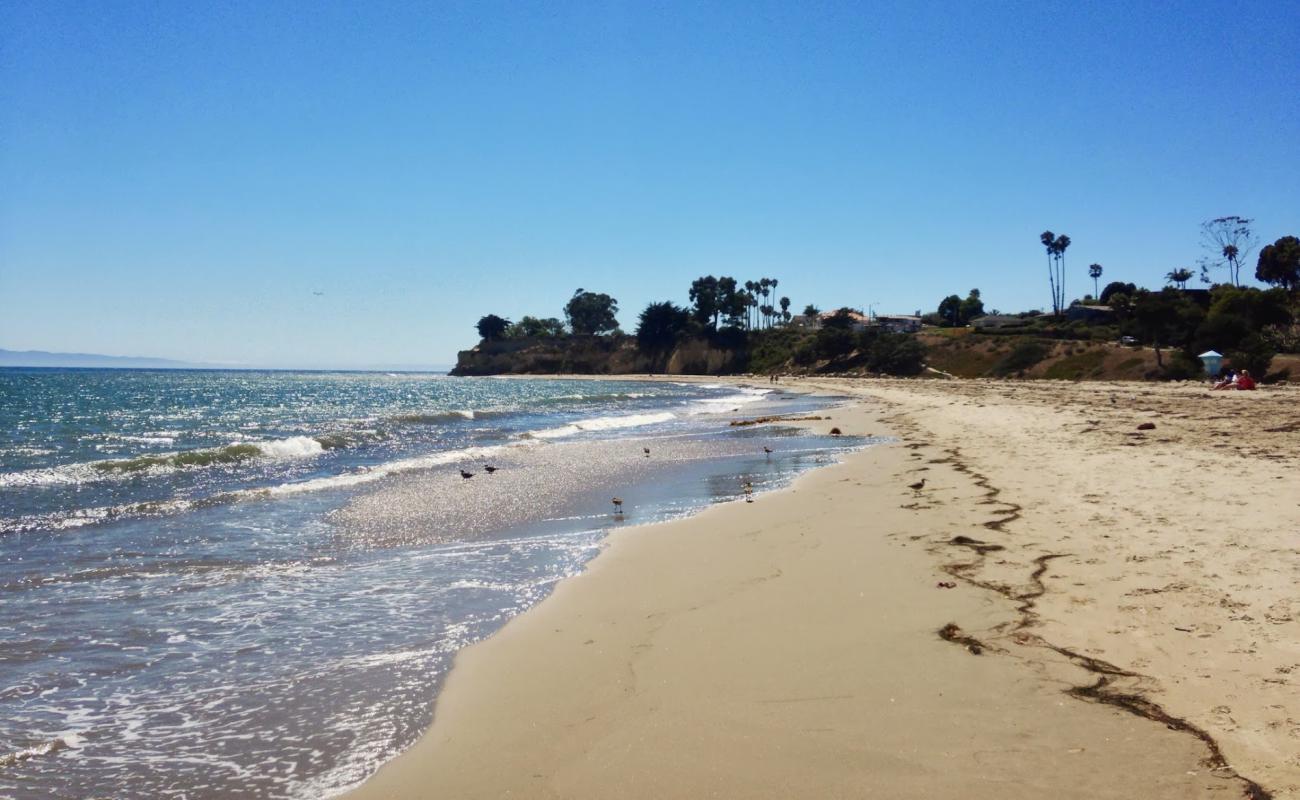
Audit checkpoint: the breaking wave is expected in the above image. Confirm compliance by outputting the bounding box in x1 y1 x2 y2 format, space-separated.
523 411 676 440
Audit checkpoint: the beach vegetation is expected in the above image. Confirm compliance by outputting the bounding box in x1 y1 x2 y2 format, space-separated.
991 340 1050 376
508 316 567 338
1165 268 1194 290
1255 235 1300 291
635 302 693 368
564 289 620 335
1089 263 1104 297
476 314 512 341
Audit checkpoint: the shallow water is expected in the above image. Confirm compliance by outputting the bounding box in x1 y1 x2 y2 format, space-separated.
0 370 870 798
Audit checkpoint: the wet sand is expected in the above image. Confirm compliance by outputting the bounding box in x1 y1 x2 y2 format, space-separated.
344 376 1296 799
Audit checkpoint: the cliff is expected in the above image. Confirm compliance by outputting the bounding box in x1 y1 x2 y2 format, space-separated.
449 335 747 376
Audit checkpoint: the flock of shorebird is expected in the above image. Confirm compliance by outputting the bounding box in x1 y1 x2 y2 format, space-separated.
459 442 780 515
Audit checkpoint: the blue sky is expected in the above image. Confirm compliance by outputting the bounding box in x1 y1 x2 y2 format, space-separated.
2 1 1297 368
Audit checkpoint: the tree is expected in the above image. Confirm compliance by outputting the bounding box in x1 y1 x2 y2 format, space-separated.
1089 264 1103 297
1200 216 1258 287
960 288 985 322
769 279 780 326
1164 268 1194 290
1040 231 1059 315
822 308 857 331
564 289 619 335
1256 235 1300 291
717 277 746 329
689 276 721 328
779 296 791 325
1039 231 1071 314
635 302 692 367
803 304 820 318
476 314 512 341
1100 281 1137 305
937 295 962 327
509 316 566 338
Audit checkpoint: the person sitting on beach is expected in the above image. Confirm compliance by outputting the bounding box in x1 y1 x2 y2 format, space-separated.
1234 369 1257 390
1212 369 1236 390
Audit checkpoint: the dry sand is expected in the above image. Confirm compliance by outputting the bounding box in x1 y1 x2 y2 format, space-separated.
345 377 1297 799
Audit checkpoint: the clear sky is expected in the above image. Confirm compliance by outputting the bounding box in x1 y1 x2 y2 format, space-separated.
2 1 1297 368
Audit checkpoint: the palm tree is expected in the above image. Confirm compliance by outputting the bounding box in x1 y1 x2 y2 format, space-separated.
759 278 772 328
1165 268 1194 290
1041 231 1059 315
779 296 790 325
769 279 779 326
1088 264 1103 298
1054 235 1071 312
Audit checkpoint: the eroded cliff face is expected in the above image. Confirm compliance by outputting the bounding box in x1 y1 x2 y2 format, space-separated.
449 336 746 376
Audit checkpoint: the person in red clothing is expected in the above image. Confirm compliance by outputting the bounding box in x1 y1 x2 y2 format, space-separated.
1235 369 1257 390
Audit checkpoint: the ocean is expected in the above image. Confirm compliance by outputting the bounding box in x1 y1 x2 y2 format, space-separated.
0 369 868 798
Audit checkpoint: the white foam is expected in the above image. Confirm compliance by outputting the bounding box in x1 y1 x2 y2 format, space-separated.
525 411 676 440
688 387 772 414
250 436 325 460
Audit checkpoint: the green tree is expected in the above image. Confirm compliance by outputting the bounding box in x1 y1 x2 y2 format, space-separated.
1100 281 1137 304
564 289 619 335
1199 216 1258 287
635 302 692 367
959 288 985 322
689 276 721 328
822 308 858 331
509 316 566 338
865 332 926 375
476 314 512 341
1165 269 1194 290
1255 235 1300 291
937 294 962 327
1089 263 1103 297
779 296 791 324
803 304 820 318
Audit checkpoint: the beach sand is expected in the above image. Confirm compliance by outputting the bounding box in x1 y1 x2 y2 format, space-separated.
344 378 1297 799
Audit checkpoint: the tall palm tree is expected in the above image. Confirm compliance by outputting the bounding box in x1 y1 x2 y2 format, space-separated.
743 281 756 329
769 278 779 326
1054 235 1071 312
1040 231 1059 314
1088 263 1103 298
779 296 790 325
759 279 772 328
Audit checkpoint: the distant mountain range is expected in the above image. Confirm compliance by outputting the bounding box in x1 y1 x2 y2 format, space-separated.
0 349 206 369
0 349 450 372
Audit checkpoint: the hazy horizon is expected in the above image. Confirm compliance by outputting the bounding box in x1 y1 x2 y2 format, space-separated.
3 1 1297 365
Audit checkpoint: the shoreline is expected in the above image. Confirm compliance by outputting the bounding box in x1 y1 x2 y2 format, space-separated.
343 376 1293 799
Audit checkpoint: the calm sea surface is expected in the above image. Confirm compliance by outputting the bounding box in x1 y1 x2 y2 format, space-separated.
0 369 868 798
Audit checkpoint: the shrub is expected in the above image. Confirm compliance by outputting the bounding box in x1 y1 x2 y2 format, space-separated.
991 340 1049 377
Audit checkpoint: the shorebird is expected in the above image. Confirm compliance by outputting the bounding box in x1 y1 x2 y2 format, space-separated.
483 465 498 474
643 447 651 457
460 469 474 479
908 478 926 493
763 446 772 454
612 497 624 515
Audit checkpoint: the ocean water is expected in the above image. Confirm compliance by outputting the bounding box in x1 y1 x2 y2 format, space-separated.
0 369 869 799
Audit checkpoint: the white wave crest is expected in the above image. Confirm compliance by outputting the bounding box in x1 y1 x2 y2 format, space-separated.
525 411 676 440
688 387 772 414
251 436 325 460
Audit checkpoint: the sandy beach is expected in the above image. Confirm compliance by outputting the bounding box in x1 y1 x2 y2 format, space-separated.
345 377 1298 800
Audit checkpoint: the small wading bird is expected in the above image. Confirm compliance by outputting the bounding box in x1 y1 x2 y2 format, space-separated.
763 446 772 454
483 465 497 474
612 497 624 515
460 469 474 480
908 478 927 494
643 447 651 457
